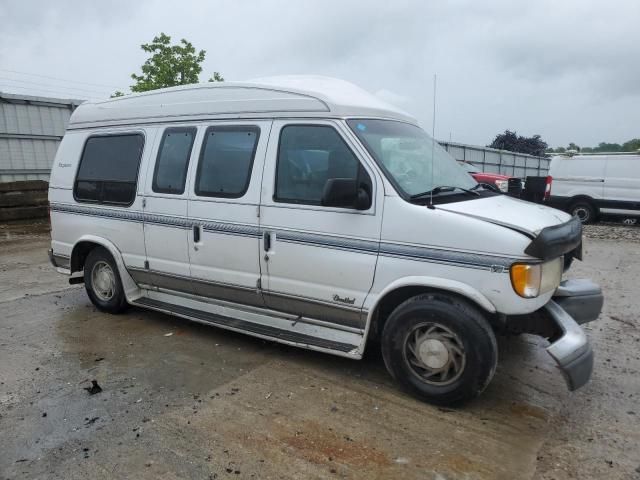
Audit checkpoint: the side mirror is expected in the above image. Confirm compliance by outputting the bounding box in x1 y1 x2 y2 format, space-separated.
321 178 371 210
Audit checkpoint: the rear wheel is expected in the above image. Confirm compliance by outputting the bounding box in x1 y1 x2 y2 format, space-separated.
381 293 497 405
570 201 596 224
84 247 128 313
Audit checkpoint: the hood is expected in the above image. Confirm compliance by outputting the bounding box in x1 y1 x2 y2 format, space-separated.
437 194 571 236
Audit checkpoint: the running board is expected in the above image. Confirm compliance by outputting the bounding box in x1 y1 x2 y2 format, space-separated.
132 294 362 356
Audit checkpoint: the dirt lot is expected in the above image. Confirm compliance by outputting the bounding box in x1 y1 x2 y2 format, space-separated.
1 221 639 480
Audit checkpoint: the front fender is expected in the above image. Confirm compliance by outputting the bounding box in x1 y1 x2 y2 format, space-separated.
365 275 497 324
71 235 142 302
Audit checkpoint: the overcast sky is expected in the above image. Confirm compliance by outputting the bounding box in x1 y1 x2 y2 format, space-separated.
1 0 638 147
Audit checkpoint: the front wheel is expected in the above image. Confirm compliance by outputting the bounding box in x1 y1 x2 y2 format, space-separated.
570 201 596 224
84 247 128 314
381 293 497 405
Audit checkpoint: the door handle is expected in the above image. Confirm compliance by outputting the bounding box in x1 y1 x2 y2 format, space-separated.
193 225 201 244
263 231 271 252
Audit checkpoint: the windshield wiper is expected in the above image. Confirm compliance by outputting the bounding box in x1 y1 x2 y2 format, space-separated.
410 185 480 200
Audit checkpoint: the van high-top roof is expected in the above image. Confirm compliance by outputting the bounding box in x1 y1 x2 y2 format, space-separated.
68 75 416 130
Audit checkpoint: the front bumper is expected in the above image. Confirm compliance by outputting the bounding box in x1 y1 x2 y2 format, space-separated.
553 279 603 325
544 279 603 390
507 278 602 390
544 300 594 391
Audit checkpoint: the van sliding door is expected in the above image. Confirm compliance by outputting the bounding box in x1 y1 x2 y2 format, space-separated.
135 126 198 293
186 121 272 307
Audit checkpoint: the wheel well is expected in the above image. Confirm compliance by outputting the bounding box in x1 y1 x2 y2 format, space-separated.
70 241 102 273
368 286 497 342
568 195 597 210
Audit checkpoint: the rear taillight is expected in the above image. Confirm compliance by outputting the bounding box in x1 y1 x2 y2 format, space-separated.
544 176 552 200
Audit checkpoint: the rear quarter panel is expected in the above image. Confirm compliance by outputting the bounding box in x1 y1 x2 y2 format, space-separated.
48 127 157 271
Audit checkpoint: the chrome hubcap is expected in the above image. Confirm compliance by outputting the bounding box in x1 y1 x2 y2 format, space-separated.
405 323 466 385
418 338 449 369
573 207 589 222
91 261 115 301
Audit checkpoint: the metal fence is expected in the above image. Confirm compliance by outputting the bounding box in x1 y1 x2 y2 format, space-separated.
439 141 550 178
0 92 82 182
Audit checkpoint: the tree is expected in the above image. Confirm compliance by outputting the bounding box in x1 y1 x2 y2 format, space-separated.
488 130 548 157
594 142 622 152
622 138 640 152
130 33 205 92
549 139 640 153
111 33 223 96
208 72 224 82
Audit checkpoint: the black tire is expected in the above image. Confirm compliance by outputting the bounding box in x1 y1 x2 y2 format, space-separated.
569 201 597 224
83 247 128 314
381 293 497 405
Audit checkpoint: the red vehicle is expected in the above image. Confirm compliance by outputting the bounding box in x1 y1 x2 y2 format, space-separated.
458 161 522 194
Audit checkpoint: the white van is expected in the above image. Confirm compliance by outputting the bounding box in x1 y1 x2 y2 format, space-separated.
548 153 640 223
48 76 602 404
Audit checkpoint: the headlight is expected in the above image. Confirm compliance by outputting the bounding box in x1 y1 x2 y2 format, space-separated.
495 180 509 192
510 258 563 298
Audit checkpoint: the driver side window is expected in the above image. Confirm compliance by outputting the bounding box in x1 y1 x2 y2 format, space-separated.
274 125 370 206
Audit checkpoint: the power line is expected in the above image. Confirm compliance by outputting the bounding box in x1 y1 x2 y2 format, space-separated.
0 77 112 97
0 68 126 90
0 84 103 100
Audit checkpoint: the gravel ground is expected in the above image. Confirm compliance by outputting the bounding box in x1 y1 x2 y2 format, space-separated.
583 223 640 243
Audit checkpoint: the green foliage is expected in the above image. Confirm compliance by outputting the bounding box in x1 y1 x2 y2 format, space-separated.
130 33 206 92
488 130 548 157
111 33 224 96
594 142 622 152
621 138 640 151
549 139 640 153
110 91 125 98
208 72 224 82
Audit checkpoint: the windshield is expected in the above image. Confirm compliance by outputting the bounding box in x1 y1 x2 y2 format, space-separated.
347 119 476 197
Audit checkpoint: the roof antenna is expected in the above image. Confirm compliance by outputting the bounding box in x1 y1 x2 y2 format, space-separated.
429 73 437 209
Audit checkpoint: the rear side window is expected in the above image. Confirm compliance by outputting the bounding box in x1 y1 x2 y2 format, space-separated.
275 125 370 206
74 133 144 206
195 126 260 198
152 127 196 194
